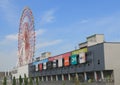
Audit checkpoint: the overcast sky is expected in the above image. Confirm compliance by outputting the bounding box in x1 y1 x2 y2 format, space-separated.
0 0 120 71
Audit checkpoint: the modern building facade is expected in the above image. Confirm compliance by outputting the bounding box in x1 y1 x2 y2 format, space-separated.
12 34 120 85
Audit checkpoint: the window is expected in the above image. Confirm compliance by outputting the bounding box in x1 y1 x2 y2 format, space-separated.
88 63 90 66
98 59 100 65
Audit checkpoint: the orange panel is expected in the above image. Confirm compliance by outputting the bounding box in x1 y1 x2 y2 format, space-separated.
64 56 69 66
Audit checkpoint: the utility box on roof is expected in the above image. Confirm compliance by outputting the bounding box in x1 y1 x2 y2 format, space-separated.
40 52 51 60
87 34 104 46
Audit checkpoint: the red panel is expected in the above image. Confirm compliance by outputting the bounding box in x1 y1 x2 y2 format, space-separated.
62 52 71 58
54 55 62 60
48 57 54 61
54 52 71 60
39 64 42 71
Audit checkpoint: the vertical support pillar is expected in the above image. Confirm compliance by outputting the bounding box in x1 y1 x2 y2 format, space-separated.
75 73 78 80
46 76 48 81
101 71 104 80
94 71 97 81
5 71 6 77
62 74 64 81
41 76 44 81
51 75 53 81
84 72 87 81
38 77 40 83
56 75 58 81
68 74 71 80
8 70 9 76
38 77 40 81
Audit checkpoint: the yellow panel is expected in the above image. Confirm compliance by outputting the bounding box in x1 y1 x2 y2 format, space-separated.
72 48 87 55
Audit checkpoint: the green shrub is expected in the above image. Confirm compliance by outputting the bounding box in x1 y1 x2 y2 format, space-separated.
3 77 7 85
24 74 28 85
88 79 92 83
19 75 23 85
36 77 39 85
12 77 16 85
29 77 33 85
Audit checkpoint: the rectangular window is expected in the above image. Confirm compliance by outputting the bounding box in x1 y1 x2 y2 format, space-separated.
98 59 100 65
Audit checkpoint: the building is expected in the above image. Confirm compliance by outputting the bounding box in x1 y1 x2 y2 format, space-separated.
12 34 120 85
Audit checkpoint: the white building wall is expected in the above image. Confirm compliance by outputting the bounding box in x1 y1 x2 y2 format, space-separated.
104 43 120 85
104 43 120 69
96 34 104 43
12 64 29 79
18 64 29 78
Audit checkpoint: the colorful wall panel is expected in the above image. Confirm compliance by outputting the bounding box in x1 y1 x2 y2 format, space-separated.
39 64 43 71
71 55 77 65
64 56 69 66
79 52 86 63
58 58 63 67
72 48 87 55
43 63 46 70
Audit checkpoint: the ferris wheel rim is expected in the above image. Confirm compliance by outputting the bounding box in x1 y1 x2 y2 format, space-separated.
18 7 35 66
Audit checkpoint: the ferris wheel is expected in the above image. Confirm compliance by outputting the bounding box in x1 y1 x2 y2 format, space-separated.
18 7 35 66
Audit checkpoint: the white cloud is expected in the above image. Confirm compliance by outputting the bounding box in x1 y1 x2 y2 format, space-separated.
0 33 17 46
6 34 18 41
40 9 56 25
0 28 46 46
4 29 45 41
0 29 45 46
36 39 62 49
35 29 46 36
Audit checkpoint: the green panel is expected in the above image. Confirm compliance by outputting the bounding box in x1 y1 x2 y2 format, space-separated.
71 55 77 65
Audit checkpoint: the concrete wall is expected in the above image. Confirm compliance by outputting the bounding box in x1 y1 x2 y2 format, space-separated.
104 43 120 85
12 64 29 79
87 43 105 71
18 64 29 78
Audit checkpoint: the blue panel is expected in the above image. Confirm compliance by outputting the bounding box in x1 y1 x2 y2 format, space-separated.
32 59 48 65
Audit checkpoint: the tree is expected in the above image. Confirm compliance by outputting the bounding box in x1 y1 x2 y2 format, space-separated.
12 77 16 85
24 74 28 85
29 77 33 85
74 76 80 85
36 77 39 85
19 75 23 85
3 76 7 85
